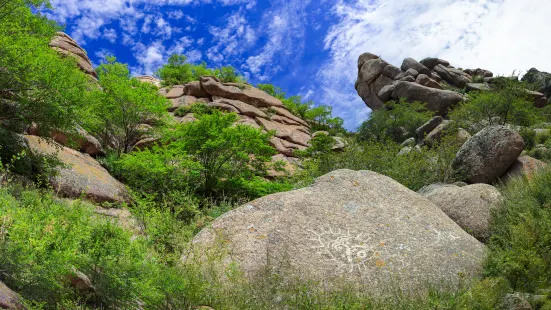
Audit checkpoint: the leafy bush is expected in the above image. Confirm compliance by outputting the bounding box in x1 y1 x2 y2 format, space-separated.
295 136 461 191
115 112 278 200
156 54 246 86
519 127 537 150
85 57 169 154
450 79 541 133
486 166 551 293
0 185 190 309
257 83 346 134
358 100 432 143
0 1 95 164
174 102 213 117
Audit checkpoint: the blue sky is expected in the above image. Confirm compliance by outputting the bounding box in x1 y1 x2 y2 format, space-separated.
43 0 551 130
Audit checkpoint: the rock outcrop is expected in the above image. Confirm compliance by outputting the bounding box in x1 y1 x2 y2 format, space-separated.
49 32 96 79
500 155 547 183
355 53 467 114
420 183 503 242
188 169 486 294
522 68 551 104
136 75 161 87
161 76 312 161
0 281 25 309
25 135 130 204
453 126 524 184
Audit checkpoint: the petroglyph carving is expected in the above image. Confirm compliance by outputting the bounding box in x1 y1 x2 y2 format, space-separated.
307 227 382 273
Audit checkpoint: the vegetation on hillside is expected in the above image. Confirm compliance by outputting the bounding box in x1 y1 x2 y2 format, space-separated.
4 0 551 309
258 83 346 134
155 53 246 86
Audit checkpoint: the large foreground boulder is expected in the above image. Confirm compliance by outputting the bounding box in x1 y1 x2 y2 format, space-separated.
25 136 130 204
420 183 503 242
189 170 486 294
453 126 524 184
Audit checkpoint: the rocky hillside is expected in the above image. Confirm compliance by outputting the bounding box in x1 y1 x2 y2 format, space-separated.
5 6 551 307
48 32 312 163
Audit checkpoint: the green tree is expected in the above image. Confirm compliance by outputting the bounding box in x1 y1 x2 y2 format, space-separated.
117 111 277 200
166 111 276 197
0 0 98 175
88 57 169 154
257 83 345 134
358 100 432 143
156 53 245 86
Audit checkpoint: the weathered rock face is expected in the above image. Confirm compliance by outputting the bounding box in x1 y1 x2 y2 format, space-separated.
49 32 96 79
135 75 161 87
420 183 503 242
0 281 25 309
355 53 468 114
453 126 524 184
392 81 463 115
522 68 551 104
25 135 130 204
161 77 312 162
501 155 547 183
189 169 486 294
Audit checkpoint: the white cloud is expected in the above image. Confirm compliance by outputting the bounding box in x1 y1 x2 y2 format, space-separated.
319 0 551 130
168 10 185 19
102 28 117 43
132 41 166 75
244 0 310 80
207 11 257 63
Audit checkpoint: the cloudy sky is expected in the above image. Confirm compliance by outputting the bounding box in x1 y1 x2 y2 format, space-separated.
43 0 551 130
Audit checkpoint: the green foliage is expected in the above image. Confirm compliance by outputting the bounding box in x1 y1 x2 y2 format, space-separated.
0 0 94 164
519 127 537 150
450 79 541 133
294 136 461 191
174 102 213 117
257 83 346 134
86 57 169 154
116 112 278 200
486 167 551 294
156 54 246 86
358 100 432 143
0 185 191 309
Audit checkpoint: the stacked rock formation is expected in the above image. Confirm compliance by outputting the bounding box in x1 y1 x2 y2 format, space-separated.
160 76 312 160
49 32 97 79
356 53 548 113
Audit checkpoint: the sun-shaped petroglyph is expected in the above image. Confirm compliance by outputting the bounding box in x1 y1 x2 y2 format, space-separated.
307 227 382 274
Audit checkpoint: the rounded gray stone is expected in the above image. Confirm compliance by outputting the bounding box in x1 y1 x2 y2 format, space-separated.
189 170 486 294
453 126 524 184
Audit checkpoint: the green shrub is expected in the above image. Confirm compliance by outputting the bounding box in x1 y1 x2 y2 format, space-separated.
358 99 432 143
257 83 346 135
295 136 461 191
519 127 537 150
86 57 169 154
486 166 551 292
156 54 246 86
0 185 190 309
450 79 541 133
116 112 277 200
174 102 213 117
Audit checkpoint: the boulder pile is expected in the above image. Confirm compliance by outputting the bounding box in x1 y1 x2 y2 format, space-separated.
160 76 312 161
356 53 548 113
